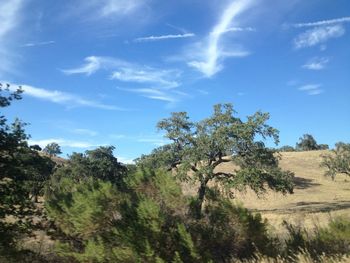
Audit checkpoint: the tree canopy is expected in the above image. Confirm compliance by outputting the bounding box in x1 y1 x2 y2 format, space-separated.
296 134 320 151
322 142 350 179
43 142 62 157
140 103 295 218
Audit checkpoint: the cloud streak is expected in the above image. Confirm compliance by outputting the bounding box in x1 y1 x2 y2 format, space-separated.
293 17 350 28
111 67 180 89
298 84 324 95
63 56 180 89
62 56 127 76
134 33 195 42
21 40 55 47
302 57 329 70
7 82 125 110
294 24 345 49
187 0 253 77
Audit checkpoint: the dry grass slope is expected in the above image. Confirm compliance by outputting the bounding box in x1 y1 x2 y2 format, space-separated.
184 150 350 230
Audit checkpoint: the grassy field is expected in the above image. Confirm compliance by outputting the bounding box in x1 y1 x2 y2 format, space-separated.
184 150 350 231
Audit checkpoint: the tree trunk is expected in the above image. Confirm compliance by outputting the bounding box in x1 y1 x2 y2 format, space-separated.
194 178 208 219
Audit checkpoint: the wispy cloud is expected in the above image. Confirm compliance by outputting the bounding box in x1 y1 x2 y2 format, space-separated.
134 33 195 42
187 0 254 77
21 40 55 47
98 0 148 17
0 0 24 77
6 82 126 110
302 57 329 70
62 56 127 76
64 56 184 104
28 138 103 149
294 24 345 49
73 0 149 19
224 27 255 32
117 87 186 103
298 84 324 95
293 17 350 28
71 128 98 136
111 67 181 89
63 56 180 89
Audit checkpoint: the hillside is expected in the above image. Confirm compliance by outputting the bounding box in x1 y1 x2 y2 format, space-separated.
184 150 350 230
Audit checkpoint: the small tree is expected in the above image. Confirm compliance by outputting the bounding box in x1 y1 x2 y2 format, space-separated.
321 142 350 179
43 142 62 157
296 134 319 151
156 103 294 218
280 145 295 152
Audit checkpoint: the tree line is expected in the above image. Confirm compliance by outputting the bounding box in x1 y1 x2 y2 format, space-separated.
1 83 349 262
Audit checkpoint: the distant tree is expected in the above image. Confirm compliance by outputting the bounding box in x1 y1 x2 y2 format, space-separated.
43 142 62 157
30 144 42 151
318 144 329 150
154 103 294 218
321 142 350 179
46 146 127 188
279 145 295 152
296 134 319 151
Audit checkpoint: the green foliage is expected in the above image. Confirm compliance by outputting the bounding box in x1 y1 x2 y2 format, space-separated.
188 192 274 262
0 83 55 260
46 168 203 262
321 142 350 179
149 103 294 217
283 216 350 262
43 142 62 157
296 134 320 151
47 146 127 187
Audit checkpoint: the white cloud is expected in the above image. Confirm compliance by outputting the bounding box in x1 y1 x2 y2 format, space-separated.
134 33 195 42
71 128 98 136
117 156 135 164
0 0 23 39
302 57 329 70
111 68 180 89
298 84 321 91
73 0 148 19
62 56 127 76
294 25 345 49
21 41 55 47
63 56 180 89
224 27 255 32
307 89 324 95
0 0 24 77
6 82 125 110
187 0 254 77
63 56 184 104
117 87 183 103
99 0 147 17
28 138 103 149
298 84 323 95
293 17 350 28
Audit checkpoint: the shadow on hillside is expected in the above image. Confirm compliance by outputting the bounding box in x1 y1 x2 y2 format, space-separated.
256 200 350 214
293 176 321 189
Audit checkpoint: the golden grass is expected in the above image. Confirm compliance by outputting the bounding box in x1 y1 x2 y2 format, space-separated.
183 150 350 231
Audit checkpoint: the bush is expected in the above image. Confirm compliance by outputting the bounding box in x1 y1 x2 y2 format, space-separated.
283 216 350 262
188 190 275 262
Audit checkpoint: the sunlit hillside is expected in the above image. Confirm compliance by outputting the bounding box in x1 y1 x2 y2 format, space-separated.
183 150 350 230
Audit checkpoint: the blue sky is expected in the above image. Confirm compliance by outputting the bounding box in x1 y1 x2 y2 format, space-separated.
1 0 349 162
